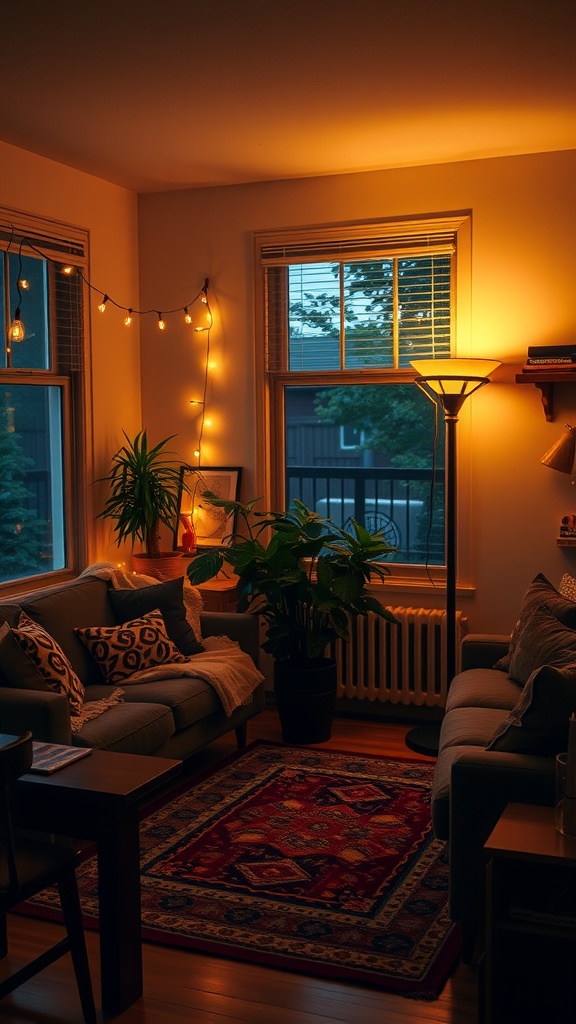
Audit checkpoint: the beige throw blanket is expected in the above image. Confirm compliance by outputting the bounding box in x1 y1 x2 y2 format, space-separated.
81 564 264 716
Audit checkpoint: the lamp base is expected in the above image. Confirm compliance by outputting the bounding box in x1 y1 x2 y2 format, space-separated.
404 722 441 757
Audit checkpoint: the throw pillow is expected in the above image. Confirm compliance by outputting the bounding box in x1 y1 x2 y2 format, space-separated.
559 573 576 603
0 619 51 691
494 573 576 672
75 609 188 685
107 576 204 655
11 613 85 715
487 662 576 755
508 603 576 685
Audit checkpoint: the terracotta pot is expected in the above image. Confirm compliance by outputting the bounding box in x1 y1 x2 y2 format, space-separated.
131 552 185 581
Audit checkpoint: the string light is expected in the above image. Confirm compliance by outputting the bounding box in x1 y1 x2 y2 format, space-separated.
9 242 26 342
2 223 215 469
8 307 25 343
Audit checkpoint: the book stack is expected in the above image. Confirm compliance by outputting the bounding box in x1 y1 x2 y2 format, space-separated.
524 344 576 370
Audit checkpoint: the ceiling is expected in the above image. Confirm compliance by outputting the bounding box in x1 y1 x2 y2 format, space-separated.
2 0 575 194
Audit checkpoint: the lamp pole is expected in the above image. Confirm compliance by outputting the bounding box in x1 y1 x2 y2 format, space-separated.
404 360 500 757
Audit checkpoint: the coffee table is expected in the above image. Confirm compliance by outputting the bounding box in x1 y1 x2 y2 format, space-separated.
13 747 182 1015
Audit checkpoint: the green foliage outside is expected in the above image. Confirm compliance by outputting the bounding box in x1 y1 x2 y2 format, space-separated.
0 397 48 583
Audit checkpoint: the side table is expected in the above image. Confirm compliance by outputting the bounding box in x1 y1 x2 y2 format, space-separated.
197 576 238 612
483 803 576 1023
13 748 182 1015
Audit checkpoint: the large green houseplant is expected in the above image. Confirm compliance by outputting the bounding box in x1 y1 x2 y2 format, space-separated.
187 496 399 741
97 430 187 579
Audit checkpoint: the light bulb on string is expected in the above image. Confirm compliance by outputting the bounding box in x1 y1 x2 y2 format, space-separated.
98 294 109 313
184 307 192 325
9 306 25 343
9 243 26 342
18 278 30 291
124 309 133 326
158 313 166 331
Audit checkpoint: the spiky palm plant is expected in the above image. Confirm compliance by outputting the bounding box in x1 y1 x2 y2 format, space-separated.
97 430 185 555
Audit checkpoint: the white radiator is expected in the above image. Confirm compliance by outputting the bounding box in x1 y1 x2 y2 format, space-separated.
330 607 468 708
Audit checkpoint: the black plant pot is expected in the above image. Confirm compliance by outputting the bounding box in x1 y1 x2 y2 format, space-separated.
273 657 337 744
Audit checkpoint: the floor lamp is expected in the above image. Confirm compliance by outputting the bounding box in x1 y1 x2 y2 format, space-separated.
404 358 501 757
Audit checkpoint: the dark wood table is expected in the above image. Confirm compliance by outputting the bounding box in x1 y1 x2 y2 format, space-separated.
13 747 182 1015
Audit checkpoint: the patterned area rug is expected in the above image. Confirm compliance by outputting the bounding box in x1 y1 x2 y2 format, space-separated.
23 741 459 999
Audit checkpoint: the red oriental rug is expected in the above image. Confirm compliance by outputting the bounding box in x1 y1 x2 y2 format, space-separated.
22 741 459 999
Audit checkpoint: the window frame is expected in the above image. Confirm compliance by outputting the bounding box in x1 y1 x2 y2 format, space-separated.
0 206 92 595
253 212 473 592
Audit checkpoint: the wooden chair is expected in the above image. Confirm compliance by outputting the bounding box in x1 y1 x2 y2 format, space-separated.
0 732 96 1023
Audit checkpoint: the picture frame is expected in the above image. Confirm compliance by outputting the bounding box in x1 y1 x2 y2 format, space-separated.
174 466 242 549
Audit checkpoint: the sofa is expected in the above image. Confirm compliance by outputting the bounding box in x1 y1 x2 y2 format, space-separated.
0 571 265 761
431 572 576 959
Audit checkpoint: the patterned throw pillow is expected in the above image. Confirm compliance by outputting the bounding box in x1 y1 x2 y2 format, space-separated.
11 612 85 715
75 609 188 685
559 573 576 603
487 662 576 755
108 576 204 655
494 573 576 673
0 620 51 691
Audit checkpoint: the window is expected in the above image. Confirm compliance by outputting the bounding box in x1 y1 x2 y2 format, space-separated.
0 210 89 589
255 214 471 572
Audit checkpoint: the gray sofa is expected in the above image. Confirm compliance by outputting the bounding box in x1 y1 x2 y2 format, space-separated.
0 574 265 760
431 572 576 959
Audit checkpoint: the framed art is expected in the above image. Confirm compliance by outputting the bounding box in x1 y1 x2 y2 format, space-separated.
174 466 242 548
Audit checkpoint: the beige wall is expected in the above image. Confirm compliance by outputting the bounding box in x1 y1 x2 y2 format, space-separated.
0 140 141 565
138 150 576 634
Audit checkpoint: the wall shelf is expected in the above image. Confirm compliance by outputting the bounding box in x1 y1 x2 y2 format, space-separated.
516 370 576 421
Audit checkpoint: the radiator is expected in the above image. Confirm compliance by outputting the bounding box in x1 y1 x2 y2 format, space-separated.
330 607 468 708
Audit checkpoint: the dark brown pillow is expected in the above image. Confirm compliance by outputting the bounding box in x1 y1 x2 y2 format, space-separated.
107 577 204 656
494 573 576 673
487 662 576 755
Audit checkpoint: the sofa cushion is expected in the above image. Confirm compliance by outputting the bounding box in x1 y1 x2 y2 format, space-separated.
75 610 188 685
445 668 522 713
487 663 576 755
72 701 175 754
0 621 51 691
9 613 85 716
507 604 576 685
438 706 510 752
22 576 117 685
121 676 222 730
107 576 204 656
494 573 576 673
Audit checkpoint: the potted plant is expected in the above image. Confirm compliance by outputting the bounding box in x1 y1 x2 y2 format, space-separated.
187 496 400 742
97 430 188 579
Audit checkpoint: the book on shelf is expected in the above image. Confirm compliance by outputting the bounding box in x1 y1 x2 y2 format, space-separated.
524 344 576 368
31 742 92 774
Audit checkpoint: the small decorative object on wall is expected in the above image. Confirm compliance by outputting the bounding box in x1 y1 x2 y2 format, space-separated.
175 467 241 549
541 423 576 478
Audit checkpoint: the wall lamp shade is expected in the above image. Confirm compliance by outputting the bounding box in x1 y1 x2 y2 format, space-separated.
541 424 576 475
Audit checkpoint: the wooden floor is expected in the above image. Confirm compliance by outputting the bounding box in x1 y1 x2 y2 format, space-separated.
0 711 479 1024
